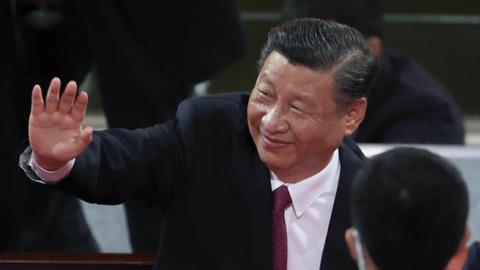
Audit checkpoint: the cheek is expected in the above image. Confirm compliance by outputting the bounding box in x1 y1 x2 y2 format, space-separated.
290 119 319 139
319 121 348 147
290 120 332 149
248 102 268 124
329 119 348 138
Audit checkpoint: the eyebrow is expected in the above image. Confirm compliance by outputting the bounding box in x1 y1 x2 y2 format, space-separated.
256 73 276 88
291 91 315 106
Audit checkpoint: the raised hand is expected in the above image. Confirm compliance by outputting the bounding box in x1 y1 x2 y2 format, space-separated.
29 78 93 170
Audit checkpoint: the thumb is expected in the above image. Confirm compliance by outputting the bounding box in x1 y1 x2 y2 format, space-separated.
80 126 93 146
49 127 94 162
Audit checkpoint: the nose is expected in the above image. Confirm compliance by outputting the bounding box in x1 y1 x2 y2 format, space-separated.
261 106 288 134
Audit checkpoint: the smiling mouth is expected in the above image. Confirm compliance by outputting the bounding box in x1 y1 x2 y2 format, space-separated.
261 134 290 149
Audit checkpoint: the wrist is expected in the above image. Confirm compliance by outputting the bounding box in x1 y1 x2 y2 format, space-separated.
33 153 68 171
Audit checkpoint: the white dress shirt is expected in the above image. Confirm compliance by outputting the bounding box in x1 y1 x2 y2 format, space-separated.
270 149 340 270
28 152 75 183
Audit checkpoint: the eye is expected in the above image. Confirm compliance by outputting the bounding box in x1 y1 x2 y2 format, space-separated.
258 89 270 97
256 89 274 100
291 104 302 113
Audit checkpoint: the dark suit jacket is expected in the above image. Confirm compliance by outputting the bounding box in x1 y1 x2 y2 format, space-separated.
354 50 465 144
464 241 480 270
53 93 362 270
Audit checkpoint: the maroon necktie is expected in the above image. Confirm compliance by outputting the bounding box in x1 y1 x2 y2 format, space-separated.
272 185 292 270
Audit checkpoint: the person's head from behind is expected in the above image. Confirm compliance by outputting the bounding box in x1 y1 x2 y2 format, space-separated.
247 18 378 182
346 147 470 270
283 0 384 56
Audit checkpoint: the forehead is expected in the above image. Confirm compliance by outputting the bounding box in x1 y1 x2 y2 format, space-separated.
257 51 334 99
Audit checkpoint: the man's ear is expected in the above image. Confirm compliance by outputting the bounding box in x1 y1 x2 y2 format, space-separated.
366 36 383 57
454 226 471 256
446 226 471 270
345 228 359 261
344 98 367 136
462 226 471 249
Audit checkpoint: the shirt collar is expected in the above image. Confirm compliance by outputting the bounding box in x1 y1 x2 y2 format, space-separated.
271 149 340 218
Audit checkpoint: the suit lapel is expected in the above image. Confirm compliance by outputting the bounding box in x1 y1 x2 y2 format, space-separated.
320 140 365 270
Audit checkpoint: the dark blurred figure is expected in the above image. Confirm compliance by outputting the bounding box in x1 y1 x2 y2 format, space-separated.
0 0 97 251
72 0 246 253
284 0 465 144
346 147 470 270
1 0 245 252
464 241 480 270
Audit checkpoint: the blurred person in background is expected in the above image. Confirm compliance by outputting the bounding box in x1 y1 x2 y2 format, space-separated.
0 0 97 251
1 0 245 252
76 0 246 253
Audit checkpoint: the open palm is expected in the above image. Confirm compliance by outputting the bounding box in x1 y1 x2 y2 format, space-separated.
29 78 93 170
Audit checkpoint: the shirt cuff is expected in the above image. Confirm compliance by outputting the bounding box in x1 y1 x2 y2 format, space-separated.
29 152 75 183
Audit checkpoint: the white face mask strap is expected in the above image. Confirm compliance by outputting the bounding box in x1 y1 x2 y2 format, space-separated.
353 229 366 270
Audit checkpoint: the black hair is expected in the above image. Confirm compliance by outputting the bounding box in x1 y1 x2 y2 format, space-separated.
258 18 378 112
351 147 469 270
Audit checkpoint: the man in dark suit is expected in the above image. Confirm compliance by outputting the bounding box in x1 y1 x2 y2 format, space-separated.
345 147 470 270
20 19 377 269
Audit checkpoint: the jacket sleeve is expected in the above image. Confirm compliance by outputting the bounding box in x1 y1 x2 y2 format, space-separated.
56 119 188 208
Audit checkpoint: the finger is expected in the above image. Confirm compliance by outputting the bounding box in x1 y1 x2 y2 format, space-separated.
71 91 89 122
58 81 77 114
31 84 45 115
45 77 61 113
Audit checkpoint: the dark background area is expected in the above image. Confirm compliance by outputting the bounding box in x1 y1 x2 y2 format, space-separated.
206 0 480 114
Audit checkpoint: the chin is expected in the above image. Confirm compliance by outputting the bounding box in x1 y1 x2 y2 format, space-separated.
259 151 291 172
